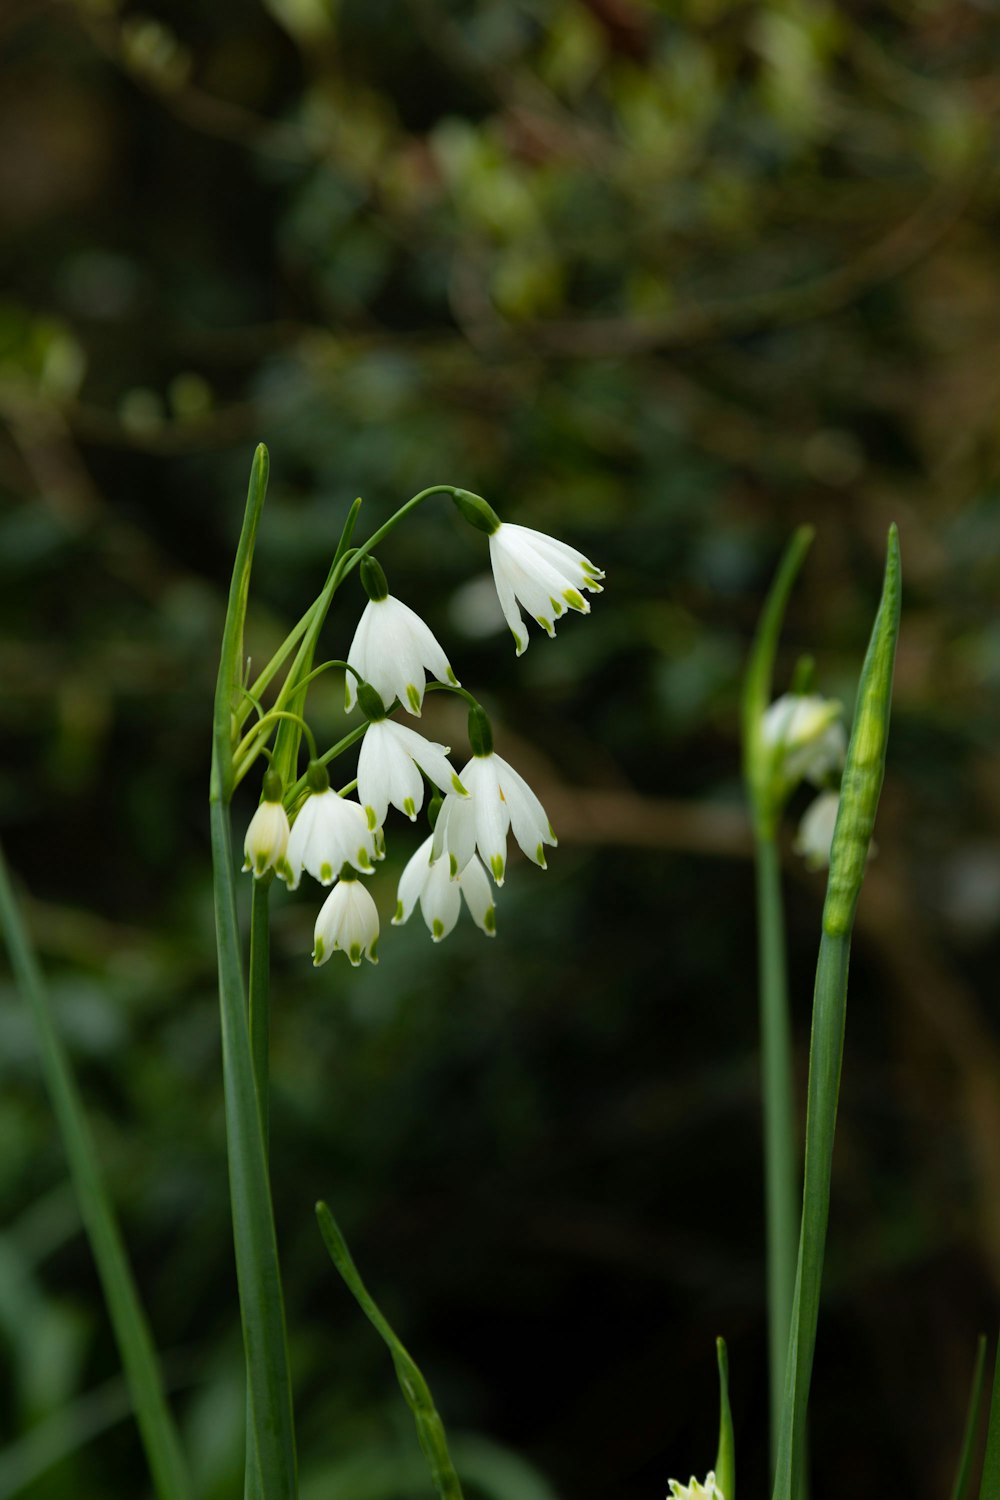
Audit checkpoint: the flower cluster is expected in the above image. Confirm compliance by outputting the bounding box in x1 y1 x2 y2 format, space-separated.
760 691 845 868
242 499 602 967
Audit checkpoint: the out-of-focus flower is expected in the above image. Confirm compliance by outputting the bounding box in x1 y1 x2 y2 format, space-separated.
795 790 840 869
312 869 379 967
761 693 845 788
393 835 496 941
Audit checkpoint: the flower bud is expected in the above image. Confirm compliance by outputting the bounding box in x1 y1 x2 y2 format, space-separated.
452 489 501 535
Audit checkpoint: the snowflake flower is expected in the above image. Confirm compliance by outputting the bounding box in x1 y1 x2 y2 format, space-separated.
312 868 379 967
392 834 496 941
345 557 457 716
242 770 291 880
488 522 604 656
761 693 845 788
667 1473 725 1500
283 769 379 890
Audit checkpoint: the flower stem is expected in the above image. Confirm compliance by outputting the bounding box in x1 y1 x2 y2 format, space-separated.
772 526 901 1500
754 832 798 1478
209 799 297 1500
0 843 192 1500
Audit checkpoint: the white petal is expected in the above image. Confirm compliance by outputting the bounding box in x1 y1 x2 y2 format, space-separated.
464 756 510 885
357 723 392 828
345 602 376 712
419 857 462 940
385 721 464 799
393 835 435 924
488 536 530 655
243 800 290 879
492 753 556 868
431 791 478 875
457 857 497 936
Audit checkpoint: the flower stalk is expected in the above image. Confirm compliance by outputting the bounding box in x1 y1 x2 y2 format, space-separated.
772 525 901 1500
741 526 813 1472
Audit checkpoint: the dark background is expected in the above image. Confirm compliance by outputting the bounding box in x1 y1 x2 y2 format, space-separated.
1 1 999 1496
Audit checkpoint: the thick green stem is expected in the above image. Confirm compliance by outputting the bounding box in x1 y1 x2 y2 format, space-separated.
0 844 192 1500
210 799 297 1500
249 877 271 1152
754 833 799 1477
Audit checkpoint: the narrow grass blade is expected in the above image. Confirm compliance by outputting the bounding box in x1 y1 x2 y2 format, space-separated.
951 1334 987 1500
714 1337 735 1500
315 1202 464 1500
979 1334 1000 1500
0 847 192 1500
772 526 901 1500
212 442 269 805
741 530 812 1470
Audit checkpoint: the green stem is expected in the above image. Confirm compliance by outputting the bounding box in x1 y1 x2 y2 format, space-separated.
249 876 272 1152
774 930 849 1500
0 844 192 1500
979 1335 1000 1500
209 799 297 1500
952 1334 987 1500
772 526 901 1500
332 485 460 588
754 833 799 1476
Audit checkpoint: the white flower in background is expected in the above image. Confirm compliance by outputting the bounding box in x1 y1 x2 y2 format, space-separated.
488 522 604 656
283 785 379 890
345 557 457 716
242 771 291 880
393 835 497 941
433 750 556 886
667 1473 725 1500
357 712 467 828
761 693 845 787
312 870 379 967
795 790 841 869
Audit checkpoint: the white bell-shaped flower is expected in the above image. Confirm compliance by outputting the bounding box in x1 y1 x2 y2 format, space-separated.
283 768 379 890
432 735 556 887
345 557 458 716
312 869 379 967
392 835 496 941
488 521 604 656
761 693 845 788
794 790 841 869
667 1473 725 1500
242 769 291 880
357 698 467 828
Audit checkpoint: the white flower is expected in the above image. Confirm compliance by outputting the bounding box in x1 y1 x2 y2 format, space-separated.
358 718 467 828
794 790 840 869
242 795 290 880
432 751 556 886
761 693 845 787
283 789 379 890
488 522 604 656
312 873 379 967
392 835 497 941
345 595 458 717
667 1473 725 1500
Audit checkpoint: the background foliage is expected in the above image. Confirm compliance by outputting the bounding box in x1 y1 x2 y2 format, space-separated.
2 0 1000 1496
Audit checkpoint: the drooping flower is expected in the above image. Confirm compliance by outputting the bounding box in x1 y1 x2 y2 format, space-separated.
242 769 291 880
356 684 467 828
488 523 604 656
312 868 379 967
761 693 845 788
432 706 555 886
283 762 379 890
345 556 457 716
392 834 496 941
794 790 841 869
667 1473 725 1500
